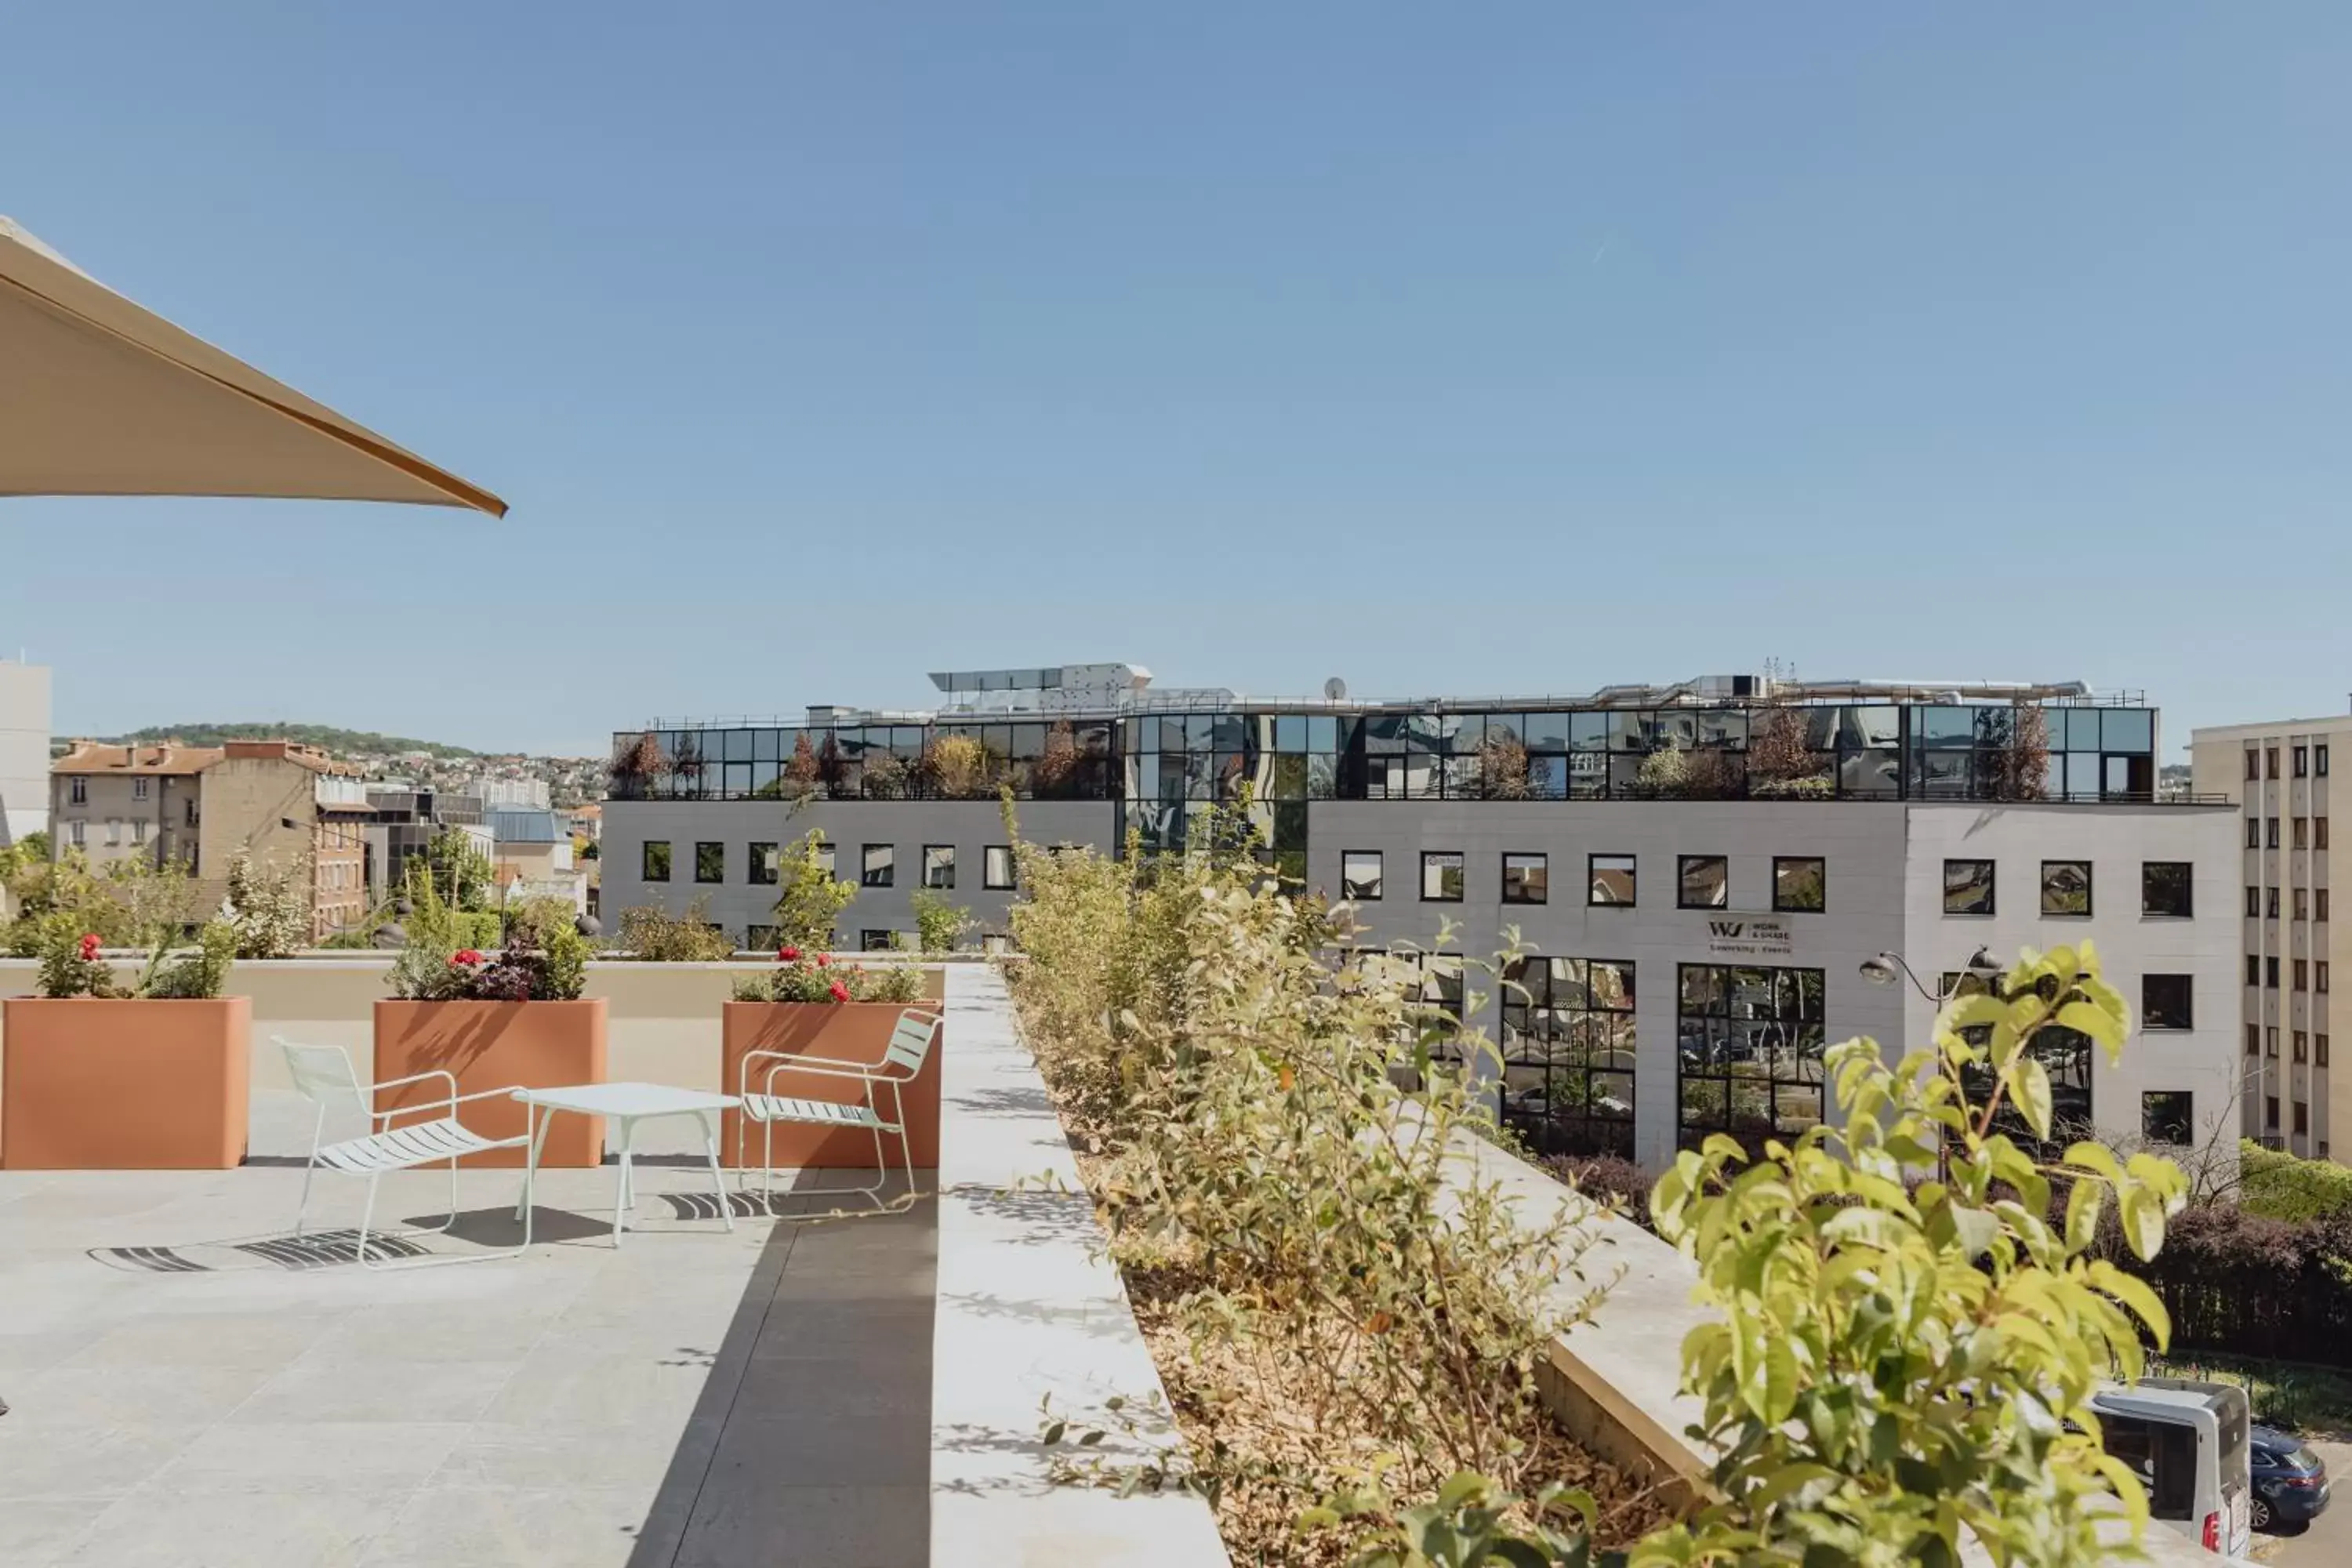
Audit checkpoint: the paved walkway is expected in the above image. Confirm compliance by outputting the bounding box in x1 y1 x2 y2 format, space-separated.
0 1156 934 1568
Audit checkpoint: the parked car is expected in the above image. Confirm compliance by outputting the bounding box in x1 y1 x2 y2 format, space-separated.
2249 1424 2331 1532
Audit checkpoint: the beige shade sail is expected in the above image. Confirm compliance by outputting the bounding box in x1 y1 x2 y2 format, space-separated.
0 216 505 516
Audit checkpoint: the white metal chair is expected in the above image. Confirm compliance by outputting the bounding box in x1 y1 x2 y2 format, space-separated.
278 1036 538 1269
737 1007 942 1213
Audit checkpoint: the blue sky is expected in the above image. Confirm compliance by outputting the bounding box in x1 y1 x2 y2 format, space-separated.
3 4 2347 757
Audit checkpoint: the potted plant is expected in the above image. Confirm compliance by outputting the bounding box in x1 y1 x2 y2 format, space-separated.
373 870 603 1167
722 946 938 1169
2 917 248 1169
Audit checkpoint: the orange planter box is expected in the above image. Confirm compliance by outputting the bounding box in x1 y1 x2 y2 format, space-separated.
721 1002 942 1171
2 996 252 1170
372 999 607 1168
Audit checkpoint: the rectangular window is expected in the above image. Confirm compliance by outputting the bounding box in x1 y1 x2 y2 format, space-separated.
2245 1023 2260 1057
2269 746 2281 779
1773 856 1826 913
2269 817 2281 848
2295 1030 2309 1063
815 841 836 879
1944 858 1996 916
67 819 85 847
2320 816 2332 850
1501 853 1548 905
2266 1094 2280 1130
749 841 779 886
1589 854 1636 907
1678 855 1728 910
1421 851 1464 902
2247 885 2260 917
2321 960 2332 993
105 818 122 844
2248 817 2261 850
2296 817 2310 851
2296 745 2310 778
2321 1034 2332 1068
922 844 956 889
2141 974 2193 1030
2322 889 2333 922
2141 1091 2193 1146
2296 958 2310 990
984 845 1015 891
2296 887 2310 920
2039 859 2092 916
2268 1027 2281 1058
2246 748 2261 781
132 819 147 844
2296 1101 2310 1137
861 844 895 887
2270 887 2281 919
2140 862 2192 918
1341 851 1383 902
745 924 778 951
694 841 724 883
1675 963 1828 1149
69 776 86 804
1498 956 1636 1160
2320 743 2331 776
2269 956 2281 989
132 777 149 800
860 929 897 953
642 840 671 882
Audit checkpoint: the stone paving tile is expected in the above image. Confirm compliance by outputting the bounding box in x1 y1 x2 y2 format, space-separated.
54 1486 406 1568
143 1421 472 1494
670 1483 929 1568
229 1356 522 1426
0 1422 202 1501
355 1484 699 1568
0 1498 118 1565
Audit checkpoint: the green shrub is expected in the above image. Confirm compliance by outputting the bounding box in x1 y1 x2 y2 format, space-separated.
33 916 236 1000
2240 1139 2352 1221
909 888 972 953
769 830 857 951
615 899 733 961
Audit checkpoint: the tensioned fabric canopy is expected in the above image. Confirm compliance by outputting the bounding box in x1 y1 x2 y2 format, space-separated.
0 216 504 515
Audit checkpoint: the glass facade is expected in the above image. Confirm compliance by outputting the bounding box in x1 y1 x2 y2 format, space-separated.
1501 957 1636 1159
1676 964 1828 1150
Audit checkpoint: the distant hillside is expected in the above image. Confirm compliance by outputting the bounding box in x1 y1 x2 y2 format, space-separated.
103 723 481 759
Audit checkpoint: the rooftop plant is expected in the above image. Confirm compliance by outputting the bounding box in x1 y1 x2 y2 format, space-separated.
33 916 237 1000
615 897 735 961
387 864 586 1001
769 829 857 952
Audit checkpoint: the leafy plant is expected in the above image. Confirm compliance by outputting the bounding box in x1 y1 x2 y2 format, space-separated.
1032 720 1080 797
387 863 588 1001
421 826 495 912
33 916 237 1000
736 945 923 1004
1640 942 2187 1566
615 897 735 960
608 730 666 798
770 829 857 951
1475 735 1531 800
926 732 992 799
783 731 821 799
1746 705 1827 796
910 887 973 953
862 753 910 800
2241 1139 2352 1222
223 852 311 958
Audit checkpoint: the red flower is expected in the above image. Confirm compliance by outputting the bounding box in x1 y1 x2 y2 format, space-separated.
78 933 101 960
451 949 485 967
778 946 801 963
814 953 831 968
827 981 850 1004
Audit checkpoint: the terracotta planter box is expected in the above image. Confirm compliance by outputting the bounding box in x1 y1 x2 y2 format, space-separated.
373 999 607 1168
2 996 252 1170
722 1002 942 1171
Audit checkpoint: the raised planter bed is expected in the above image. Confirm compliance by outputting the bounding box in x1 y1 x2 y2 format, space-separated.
1 996 252 1170
373 998 608 1167
721 1001 942 1169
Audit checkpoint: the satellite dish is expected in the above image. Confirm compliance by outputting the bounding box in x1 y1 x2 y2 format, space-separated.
1323 677 1347 701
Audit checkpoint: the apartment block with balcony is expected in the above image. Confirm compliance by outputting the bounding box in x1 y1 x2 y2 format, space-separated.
606 663 2239 1172
193 740 372 938
2190 716 2352 1161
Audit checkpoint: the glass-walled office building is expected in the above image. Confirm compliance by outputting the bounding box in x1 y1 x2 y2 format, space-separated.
603 663 2232 1171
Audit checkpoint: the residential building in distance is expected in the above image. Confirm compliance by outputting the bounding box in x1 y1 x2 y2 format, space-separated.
0 659 50 848
357 783 492 908
49 740 221 871
605 662 2238 1171
488 806 587 914
2190 713 2350 1161
194 740 372 938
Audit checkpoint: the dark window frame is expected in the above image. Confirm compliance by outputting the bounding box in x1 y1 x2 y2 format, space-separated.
1341 850 1385 902
693 841 725 884
1944 858 1996 916
1675 962 1828 1151
2141 973 2194 1031
860 928 898 953
2296 745 2310 778
642 840 671 882
1588 853 1637 908
2140 1091 2194 1147
1421 850 1465 903
1677 855 1729 910
861 843 895 887
920 844 956 890
1772 855 1827 913
2140 861 2192 918
749 840 779 887
983 844 1015 891
1498 956 1637 1160
2039 859 2092 917
1501 852 1548 906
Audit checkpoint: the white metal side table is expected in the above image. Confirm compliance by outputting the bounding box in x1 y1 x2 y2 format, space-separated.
511 1083 741 1247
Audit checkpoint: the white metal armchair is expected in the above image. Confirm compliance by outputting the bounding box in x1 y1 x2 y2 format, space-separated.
277 1037 538 1268
737 1007 942 1213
